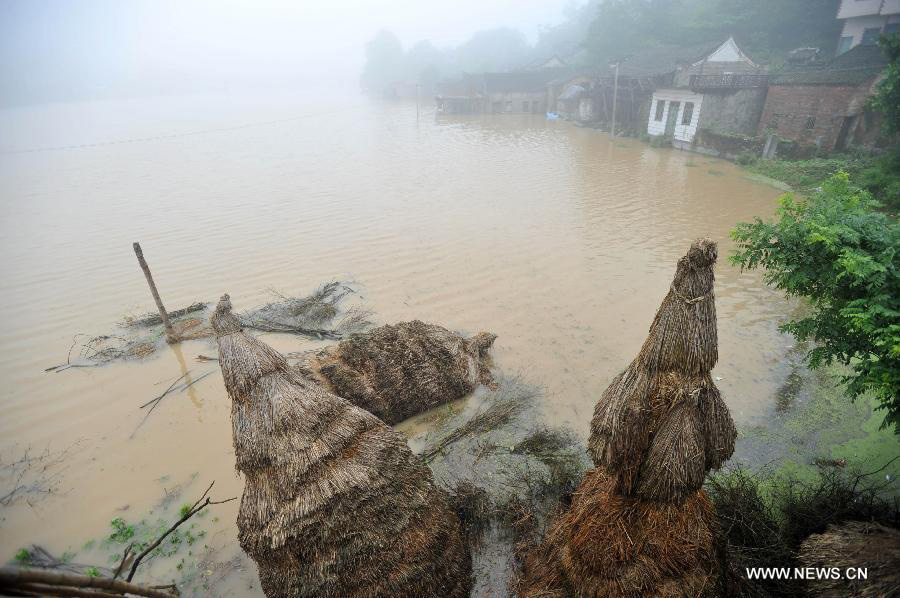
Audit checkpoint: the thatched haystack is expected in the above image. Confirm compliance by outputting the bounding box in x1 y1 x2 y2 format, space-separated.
589 238 736 502
212 295 471 597
516 469 724 598
516 239 734 597
296 320 497 424
798 521 900 597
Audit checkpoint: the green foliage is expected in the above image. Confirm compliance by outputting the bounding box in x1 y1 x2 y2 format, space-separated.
108 517 135 543
179 503 193 518
870 34 900 135
586 0 841 65
14 548 31 564
735 151 756 166
731 172 900 431
855 146 900 211
745 157 852 192
84 566 100 577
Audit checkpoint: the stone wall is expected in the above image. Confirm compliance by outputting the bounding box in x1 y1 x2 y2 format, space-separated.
697 87 768 136
757 84 874 152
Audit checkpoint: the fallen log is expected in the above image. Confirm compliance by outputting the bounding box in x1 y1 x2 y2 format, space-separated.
0 567 177 598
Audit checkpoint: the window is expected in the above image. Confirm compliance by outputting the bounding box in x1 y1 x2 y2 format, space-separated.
681 102 694 125
805 116 816 130
837 35 853 55
861 27 881 45
885 23 899 36
654 99 665 121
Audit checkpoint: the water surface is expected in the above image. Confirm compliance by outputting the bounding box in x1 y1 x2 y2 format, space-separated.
0 93 787 593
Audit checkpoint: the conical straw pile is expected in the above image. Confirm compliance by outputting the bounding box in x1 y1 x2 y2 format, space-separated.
212 295 471 597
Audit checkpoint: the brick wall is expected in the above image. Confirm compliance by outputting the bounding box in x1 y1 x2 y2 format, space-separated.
757 84 872 151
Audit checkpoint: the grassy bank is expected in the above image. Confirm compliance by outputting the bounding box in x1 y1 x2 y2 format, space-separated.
740 147 900 211
709 360 900 596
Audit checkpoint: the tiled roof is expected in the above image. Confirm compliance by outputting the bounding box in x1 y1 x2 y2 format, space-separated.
771 44 888 86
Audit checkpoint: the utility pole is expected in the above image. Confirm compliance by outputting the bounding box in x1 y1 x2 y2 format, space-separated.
133 242 178 344
416 83 420 124
610 61 619 138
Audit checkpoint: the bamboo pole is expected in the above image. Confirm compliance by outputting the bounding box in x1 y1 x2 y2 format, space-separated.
132 242 178 344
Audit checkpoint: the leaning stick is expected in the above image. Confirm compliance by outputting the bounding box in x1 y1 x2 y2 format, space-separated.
133 242 178 344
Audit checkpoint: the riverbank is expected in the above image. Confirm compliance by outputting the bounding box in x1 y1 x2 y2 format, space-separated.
738 147 900 212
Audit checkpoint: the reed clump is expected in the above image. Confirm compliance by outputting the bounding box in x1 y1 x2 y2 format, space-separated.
212 294 471 598
297 320 496 424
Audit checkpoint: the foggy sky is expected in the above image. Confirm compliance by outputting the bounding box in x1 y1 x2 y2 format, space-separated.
0 0 573 106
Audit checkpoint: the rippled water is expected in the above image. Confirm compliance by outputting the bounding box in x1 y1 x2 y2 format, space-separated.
0 92 787 593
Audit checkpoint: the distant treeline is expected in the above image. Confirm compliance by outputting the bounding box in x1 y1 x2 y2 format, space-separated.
361 0 842 93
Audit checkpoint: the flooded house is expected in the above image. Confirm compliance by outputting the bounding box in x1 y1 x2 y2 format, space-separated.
436 68 568 114
550 43 722 132
835 0 900 55
646 37 768 152
759 43 890 154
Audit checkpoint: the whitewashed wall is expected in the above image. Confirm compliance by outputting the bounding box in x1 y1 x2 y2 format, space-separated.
647 89 704 142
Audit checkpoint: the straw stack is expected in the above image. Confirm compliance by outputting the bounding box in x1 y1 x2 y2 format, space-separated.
297 320 496 424
212 295 471 597
517 239 735 597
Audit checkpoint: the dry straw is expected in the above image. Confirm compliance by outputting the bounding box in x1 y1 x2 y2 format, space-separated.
212 295 471 597
589 238 735 502
297 320 496 424
798 521 900 597
517 239 735 597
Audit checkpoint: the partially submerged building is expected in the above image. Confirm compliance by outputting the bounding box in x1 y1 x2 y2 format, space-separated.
436 68 569 114
835 0 900 55
646 37 768 151
759 43 890 154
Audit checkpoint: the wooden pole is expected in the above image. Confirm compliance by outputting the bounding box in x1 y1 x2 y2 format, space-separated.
610 62 619 138
132 242 178 344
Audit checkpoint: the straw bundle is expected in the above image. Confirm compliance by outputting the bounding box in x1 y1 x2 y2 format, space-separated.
589 239 735 502
798 521 900 597
212 295 471 597
297 320 497 424
516 240 734 597
517 469 724 598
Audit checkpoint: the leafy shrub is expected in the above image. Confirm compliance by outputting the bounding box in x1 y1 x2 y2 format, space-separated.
732 172 900 431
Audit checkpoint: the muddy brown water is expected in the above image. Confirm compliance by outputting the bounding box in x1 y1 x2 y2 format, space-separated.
0 93 789 594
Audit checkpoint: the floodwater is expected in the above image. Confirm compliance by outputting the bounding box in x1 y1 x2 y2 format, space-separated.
0 92 788 594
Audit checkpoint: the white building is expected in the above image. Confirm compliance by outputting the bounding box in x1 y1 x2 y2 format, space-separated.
646 38 767 150
836 0 900 55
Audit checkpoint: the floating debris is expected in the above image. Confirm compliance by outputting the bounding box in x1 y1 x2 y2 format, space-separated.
239 281 372 339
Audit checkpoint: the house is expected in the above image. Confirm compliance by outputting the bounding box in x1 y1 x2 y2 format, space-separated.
524 54 568 71
436 68 568 114
552 74 595 120
548 43 721 131
835 0 900 55
646 37 768 151
758 44 889 153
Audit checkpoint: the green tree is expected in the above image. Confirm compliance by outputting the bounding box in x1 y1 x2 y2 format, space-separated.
585 0 841 65
731 173 900 431
871 33 900 134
